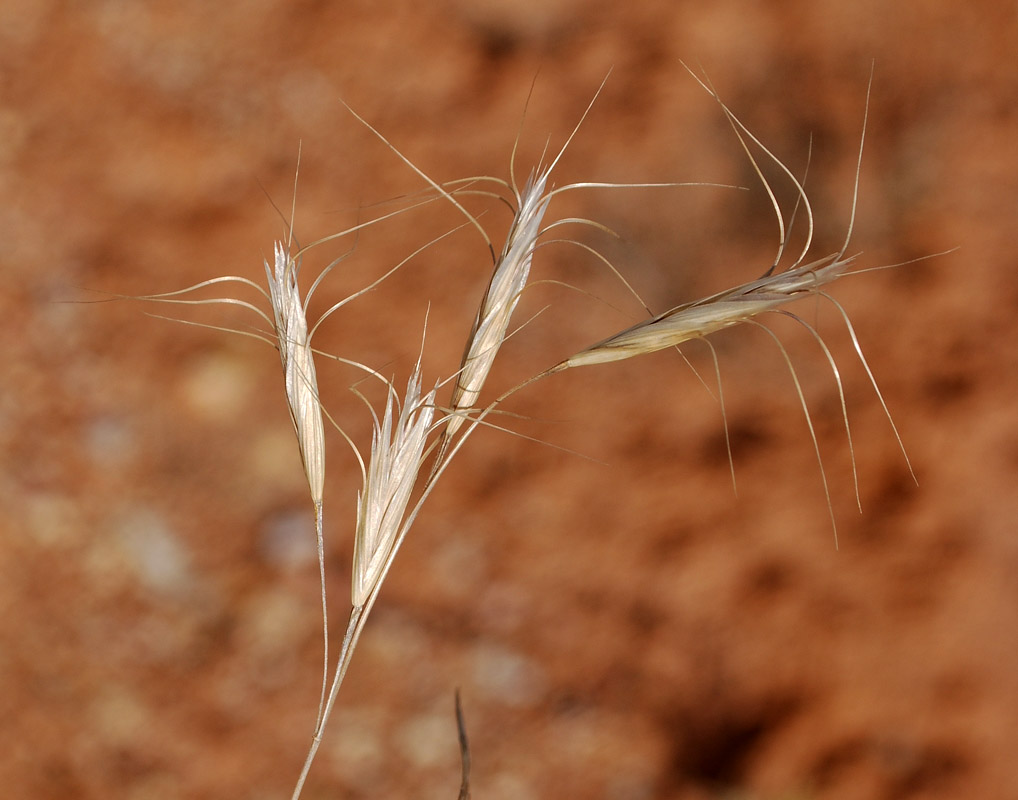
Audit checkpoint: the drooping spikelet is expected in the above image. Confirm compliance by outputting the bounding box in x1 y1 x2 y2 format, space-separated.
536 66 920 549
351 359 437 607
550 65 867 375
551 251 856 371
264 242 326 509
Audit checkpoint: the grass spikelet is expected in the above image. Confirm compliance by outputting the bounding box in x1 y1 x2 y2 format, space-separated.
291 328 445 800
547 67 865 374
265 240 327 510
537 66 916 541
351 356 437 607
549 250 857 370
261 237 334 721
441 166 551 450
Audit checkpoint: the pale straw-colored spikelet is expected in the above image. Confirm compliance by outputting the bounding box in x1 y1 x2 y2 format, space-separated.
263 239 332 740
551 251 856 370
351 359 437 607
443 168 551 445
264 241 326 508
338 100 550 462
291 345 453 800
538 66 919 548
549 65 869 376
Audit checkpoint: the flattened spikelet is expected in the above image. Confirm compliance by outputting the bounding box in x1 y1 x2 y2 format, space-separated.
443 168 551 444
540 65 915 545
265 242 326 507
553 252 856 370
351 360 437 607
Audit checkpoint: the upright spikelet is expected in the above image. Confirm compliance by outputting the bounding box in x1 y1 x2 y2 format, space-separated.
291 338 443 800
264 242 326 510
351 359 437 607
442 168 551 448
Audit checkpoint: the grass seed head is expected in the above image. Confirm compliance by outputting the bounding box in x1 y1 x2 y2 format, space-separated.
557 252 856 369
352 361 437 607
264 242 326 508
444 169 552 444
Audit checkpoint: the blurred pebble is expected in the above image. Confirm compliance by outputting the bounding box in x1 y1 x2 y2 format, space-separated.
392 710 454 768
470 643 546 707
248 427 305 495
179 350 255 422
488 771 537 800
90 684 151 747
84 413 136 466
236 586 307 656
361 611 430 671
257 508 317 570
325 706 387 790
218 587 307 696
25 491 79 547
278 68 335 126
429 536 488 601
117 507 192 595
476 580 531 635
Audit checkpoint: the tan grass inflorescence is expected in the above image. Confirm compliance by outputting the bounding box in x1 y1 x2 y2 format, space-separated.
264 241 326 509
126 70 922 800
351 358 437 608
442 167 551 448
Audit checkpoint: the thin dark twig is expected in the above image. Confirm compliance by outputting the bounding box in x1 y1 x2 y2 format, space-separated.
455 689 471 800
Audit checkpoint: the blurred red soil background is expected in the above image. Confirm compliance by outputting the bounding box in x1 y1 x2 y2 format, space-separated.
3 2 1017 799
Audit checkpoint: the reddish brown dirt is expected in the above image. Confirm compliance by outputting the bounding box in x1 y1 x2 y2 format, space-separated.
4 2 1017 799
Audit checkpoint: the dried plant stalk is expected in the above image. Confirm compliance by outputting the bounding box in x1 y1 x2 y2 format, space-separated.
292 333 446 800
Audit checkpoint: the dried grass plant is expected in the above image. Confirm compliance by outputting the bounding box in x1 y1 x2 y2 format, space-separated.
126 68 931 799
